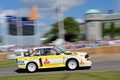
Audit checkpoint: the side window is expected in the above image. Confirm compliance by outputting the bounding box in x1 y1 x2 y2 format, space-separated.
32 49 41 56
41 48 57 56
36 50 41 56
49 49 57 55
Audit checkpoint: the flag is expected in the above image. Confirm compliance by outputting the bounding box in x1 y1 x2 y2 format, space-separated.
29 6 37 20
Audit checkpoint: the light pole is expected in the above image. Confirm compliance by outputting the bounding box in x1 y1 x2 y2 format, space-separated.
16 9 23 47
56 0 65 44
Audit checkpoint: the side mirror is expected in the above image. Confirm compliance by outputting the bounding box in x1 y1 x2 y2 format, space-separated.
56 53 60 55
65 52 72 55
24 52 30 57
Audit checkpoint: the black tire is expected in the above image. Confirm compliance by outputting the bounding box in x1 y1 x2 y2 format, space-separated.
26 62 37 73
86 66 91 69
66 59 78 70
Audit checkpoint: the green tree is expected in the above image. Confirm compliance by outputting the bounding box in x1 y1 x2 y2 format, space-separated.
44 17 80 43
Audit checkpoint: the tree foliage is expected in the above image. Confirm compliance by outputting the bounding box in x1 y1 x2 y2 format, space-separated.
44 17 80 43
102 22 120 38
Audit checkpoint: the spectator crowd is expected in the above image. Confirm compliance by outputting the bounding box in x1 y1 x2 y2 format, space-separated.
0 39 120 53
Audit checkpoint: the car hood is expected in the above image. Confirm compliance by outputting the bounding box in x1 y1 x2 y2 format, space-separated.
65 51 87 56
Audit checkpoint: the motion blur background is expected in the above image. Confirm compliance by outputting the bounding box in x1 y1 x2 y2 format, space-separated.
0 0 120 53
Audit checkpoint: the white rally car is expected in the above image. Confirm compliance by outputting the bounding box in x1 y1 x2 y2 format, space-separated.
17 46 92 72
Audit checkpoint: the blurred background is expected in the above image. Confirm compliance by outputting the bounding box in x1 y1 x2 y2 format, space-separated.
0 0 120 53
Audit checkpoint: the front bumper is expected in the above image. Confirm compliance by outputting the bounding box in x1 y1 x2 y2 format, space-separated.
18 65 26 69
79 61 92 67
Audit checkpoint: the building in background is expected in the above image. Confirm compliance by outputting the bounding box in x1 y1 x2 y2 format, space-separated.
0 15 40 46
1 8 120 46
79 9 120 40
0 6 42 47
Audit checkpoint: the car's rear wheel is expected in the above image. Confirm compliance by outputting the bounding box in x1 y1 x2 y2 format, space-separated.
66 59 78 70
27 63 37 72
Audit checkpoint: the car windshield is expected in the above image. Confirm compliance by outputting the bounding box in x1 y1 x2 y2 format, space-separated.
53 46 65 53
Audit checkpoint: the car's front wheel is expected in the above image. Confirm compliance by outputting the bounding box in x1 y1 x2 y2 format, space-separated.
66 59 78 70
27 62 37 72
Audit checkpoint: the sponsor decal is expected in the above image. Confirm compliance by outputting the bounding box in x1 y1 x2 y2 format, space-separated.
73 52 78 55
18 61 25 65
80 60 84 64
43 58 50 64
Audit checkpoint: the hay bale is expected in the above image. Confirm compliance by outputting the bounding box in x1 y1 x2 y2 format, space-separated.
68 45 120 54
0 53 8 60
69 47 96 54
96 46 120 54
0 52 14 60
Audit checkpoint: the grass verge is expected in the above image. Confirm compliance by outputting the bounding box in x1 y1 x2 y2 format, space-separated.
0 60 17 68
0 71 120 80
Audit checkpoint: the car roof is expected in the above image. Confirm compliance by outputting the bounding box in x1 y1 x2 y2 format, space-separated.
32 46 54 50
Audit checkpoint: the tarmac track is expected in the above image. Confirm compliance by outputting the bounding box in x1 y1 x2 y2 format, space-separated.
0 54 120 77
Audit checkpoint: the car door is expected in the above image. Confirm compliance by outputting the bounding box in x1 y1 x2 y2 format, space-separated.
40 48 65 68
29 49 43 67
